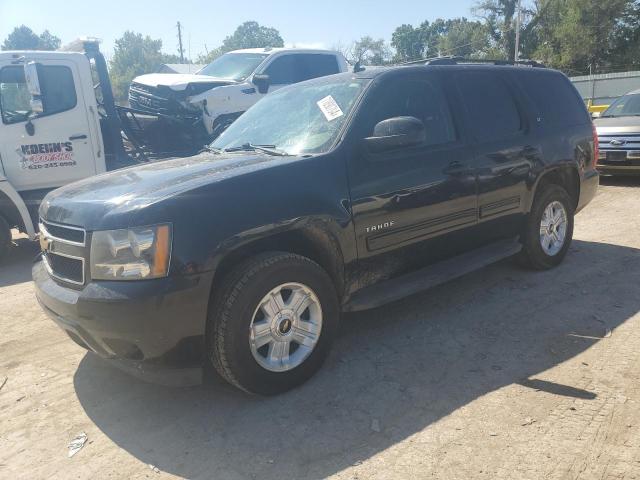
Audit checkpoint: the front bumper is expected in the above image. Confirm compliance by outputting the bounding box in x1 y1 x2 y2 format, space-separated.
597 163 640 176
33 260 213 385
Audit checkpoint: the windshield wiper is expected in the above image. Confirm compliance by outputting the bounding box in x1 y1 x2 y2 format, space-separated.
201 145 223 154
224 143 289 156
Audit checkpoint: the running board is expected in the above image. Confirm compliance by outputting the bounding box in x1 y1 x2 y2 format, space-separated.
343 237 522 312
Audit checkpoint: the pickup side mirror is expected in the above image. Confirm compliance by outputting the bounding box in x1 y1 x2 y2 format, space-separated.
23 61 44 115
252 74 270 94
363 116 426 153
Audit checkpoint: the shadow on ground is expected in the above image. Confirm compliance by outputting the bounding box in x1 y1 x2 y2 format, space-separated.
73 239 640 479
0 237 39 288
599 174 640 187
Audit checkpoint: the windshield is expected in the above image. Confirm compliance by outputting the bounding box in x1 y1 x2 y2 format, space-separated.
211 76 369 155
197 53 268 81
601 93 640 117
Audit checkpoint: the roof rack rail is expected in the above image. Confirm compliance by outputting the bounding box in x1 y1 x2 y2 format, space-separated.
400 55 546 68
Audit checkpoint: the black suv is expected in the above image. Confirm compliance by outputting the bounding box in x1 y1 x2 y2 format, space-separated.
34 61 599 394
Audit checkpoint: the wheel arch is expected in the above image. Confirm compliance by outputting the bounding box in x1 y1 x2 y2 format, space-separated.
0 181 36 238
209 225 346 302
529 165 580 212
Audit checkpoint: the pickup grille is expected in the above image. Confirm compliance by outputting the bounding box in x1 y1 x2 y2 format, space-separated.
597 133 640 165
40 220 85 245
129 83 171 114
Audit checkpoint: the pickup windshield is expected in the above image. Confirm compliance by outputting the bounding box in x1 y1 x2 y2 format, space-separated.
601 93 640 118
211 76 368 155
197 53 269 81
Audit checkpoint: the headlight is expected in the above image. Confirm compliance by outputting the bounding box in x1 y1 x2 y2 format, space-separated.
90 224 172 280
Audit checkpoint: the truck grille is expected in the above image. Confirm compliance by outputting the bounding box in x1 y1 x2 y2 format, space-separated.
44 252 84 284
39 220 87 286
129 83 171 114
597 133 640 165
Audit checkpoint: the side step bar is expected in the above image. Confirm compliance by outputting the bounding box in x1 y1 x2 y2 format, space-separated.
343 237 522 312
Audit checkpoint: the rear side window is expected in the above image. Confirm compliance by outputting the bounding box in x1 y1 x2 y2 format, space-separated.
455 71 522 142
517 71 588 127
0 65 76 125
297 54 340 81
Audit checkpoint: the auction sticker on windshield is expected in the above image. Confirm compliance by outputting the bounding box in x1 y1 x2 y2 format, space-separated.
317 95 344 121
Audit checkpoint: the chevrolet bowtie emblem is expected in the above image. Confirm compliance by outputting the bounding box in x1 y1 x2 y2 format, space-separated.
610 139 627 146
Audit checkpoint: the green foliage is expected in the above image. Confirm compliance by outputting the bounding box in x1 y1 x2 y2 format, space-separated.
109 31 181 103
1 25 61 51
391 18 490 62
197 21 284 64
349 36 392 65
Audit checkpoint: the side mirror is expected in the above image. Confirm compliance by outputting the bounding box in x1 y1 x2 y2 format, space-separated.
252 74 270 94
363 116 426 153
23 61 44 115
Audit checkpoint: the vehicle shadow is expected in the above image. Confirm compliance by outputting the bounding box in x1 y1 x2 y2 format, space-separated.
73 239 640 479
599 175 640 187
0 236 39 288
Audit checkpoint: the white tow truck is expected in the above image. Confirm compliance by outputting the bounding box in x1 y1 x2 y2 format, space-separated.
0 39 180 260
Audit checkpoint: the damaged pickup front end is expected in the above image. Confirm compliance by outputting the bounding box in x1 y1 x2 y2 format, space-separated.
128 73 239 154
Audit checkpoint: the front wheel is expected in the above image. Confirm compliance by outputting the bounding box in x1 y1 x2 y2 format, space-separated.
519 183 574 270
207 252 339 395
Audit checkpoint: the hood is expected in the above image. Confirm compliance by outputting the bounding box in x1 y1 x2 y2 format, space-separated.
132 73 237 91
594 115 640 134
40 152 298 230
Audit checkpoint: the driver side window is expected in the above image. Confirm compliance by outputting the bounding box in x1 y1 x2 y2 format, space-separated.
0 65 76 125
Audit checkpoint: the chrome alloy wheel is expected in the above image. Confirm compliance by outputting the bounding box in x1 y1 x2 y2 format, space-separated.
539 200 568 256
249 282 323 372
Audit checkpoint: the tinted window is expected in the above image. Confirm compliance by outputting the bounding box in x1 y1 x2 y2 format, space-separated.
517 71 588 126
365 76 456 147
456 71 522 141
297 54 340 81
264 55 298 84
0 65 76 125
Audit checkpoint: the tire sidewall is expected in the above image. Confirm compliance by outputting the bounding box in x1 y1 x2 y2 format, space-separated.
212 256 339 395
525 185 574 269
0 216 11 262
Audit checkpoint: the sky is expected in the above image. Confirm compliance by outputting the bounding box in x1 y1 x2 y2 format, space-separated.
0 0 476 60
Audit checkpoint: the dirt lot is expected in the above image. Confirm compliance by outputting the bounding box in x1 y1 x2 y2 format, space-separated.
1 178 640 480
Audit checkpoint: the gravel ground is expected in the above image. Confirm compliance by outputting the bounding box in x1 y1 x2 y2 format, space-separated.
1 177 640 480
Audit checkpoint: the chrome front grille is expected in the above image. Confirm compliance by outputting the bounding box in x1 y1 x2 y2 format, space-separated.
39 220 87 285
597 133 640 165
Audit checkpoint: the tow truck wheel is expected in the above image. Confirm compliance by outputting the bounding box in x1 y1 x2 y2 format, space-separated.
207 252 339 395
0 215 11 263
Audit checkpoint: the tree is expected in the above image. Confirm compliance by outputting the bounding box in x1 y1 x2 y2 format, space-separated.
198 21 284 63
1 25 61 51
391 18 490 62
532 0 632 74
109 31 180 103
348 36 392 65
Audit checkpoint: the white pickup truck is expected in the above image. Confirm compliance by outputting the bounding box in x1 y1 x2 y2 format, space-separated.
129 48 349 139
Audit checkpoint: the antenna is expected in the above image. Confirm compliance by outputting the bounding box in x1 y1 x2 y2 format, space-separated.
177 21 185 63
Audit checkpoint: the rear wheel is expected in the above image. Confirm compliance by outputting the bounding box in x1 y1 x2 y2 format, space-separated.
519 184 574 270
207 252 339 395
0 216 11 263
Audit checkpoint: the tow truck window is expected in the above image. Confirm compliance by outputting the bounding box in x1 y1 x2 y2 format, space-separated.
0 65 76 125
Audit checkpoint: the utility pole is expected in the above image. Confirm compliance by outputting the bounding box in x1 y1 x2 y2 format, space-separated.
177 21 185 63
514 0 521 61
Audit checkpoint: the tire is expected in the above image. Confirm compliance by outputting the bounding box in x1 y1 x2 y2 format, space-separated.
207 252 339 395
519 183 574 270
0 215 11 263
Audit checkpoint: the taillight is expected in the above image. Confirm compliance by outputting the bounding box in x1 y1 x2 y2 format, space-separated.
592 123 599 167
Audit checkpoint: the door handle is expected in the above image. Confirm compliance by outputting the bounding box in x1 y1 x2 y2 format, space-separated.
69 134 87 141
443 161 469 176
